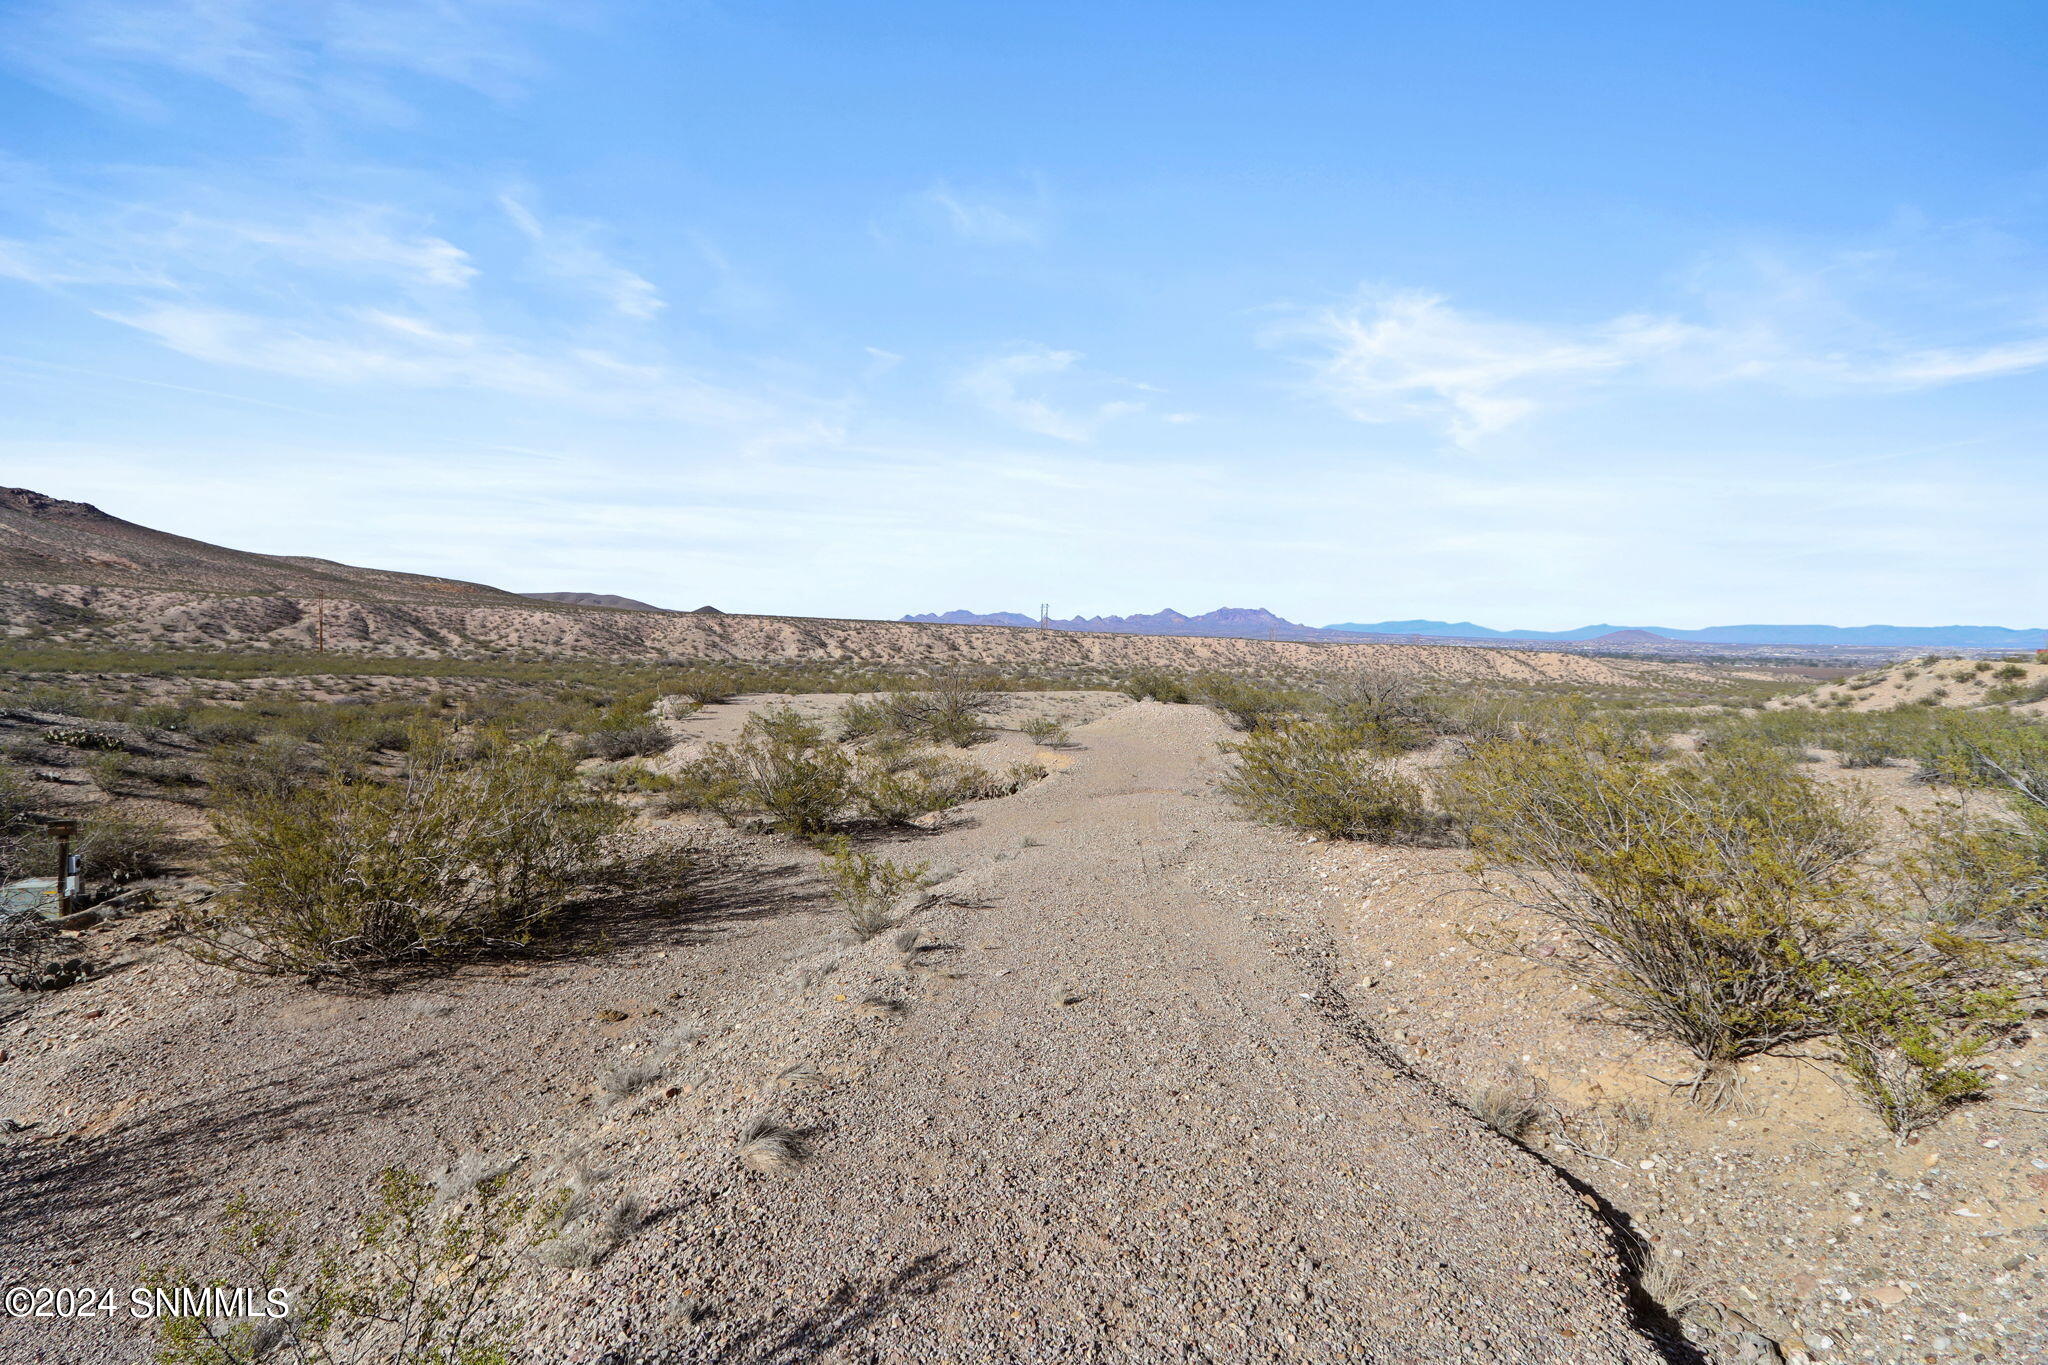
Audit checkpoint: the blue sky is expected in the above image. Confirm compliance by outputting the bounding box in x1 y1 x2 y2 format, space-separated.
3 1 2045 628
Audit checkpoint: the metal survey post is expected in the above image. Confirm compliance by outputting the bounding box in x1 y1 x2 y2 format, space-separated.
50 819 78 918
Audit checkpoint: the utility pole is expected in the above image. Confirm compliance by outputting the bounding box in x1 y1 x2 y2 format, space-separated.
314 597 327 652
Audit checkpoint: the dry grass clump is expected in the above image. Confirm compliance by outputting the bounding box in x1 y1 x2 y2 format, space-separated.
1466 1081 1545 1140
530 1163 645 1269
1221 720 1452 843
737 1117 807 1172
184 729 627 981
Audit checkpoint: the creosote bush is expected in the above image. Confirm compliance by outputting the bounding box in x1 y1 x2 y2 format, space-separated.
670 707 1027 837
1194 673 1312 731
152 1166 572 1365
834 679 997 747
1447 730 1887 1090
1320 673 1445 753
1822 970 2014 1144
668 708 853 838
186 728 626 980
822 838 932 938
1221 720 1450 843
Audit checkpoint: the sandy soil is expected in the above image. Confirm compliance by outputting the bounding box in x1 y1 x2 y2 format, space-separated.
1 696 1670 1364
1774 660 2048 718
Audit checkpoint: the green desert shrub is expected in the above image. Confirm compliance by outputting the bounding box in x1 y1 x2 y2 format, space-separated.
1119 670 1194 704
1221 720 1447 843
667 709 853 838
187 731 626 980
1017 715 1072 747
1822 971 2015 1144
668 669 739 705
1195 673 1311 731
822 839 932 939
1446 731 1886 1089
848 750 1006 826
1894 802 2048 935
1320 672 1444 753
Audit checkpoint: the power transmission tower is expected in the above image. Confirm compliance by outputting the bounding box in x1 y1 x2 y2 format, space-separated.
1039 602 1051 630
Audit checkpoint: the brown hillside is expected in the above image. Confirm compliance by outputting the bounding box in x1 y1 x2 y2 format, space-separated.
0 488 1735 687
0 487 529 604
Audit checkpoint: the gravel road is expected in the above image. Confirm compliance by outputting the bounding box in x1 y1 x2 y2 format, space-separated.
3 697 1676 1364
560 700 1672 1363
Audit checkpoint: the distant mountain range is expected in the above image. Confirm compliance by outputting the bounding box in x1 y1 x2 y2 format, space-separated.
907 607 2047 651
902 607 1356 642
1326 620 2048 648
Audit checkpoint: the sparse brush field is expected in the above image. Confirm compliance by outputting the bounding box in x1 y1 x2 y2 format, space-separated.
2 649 2041 1365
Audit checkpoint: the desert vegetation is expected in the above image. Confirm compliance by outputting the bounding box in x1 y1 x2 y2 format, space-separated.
186 729 629 981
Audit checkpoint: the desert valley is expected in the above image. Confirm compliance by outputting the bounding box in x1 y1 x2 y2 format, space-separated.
2 488 2044 1364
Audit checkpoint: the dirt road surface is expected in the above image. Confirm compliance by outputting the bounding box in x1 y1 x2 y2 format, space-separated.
3 699 1673 1364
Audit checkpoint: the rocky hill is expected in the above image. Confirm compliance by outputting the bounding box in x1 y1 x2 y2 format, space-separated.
0 488 1724 688
522 592 671 611
0 487 528 604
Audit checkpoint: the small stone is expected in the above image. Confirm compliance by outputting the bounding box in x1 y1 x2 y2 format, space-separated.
595 1009 629 1022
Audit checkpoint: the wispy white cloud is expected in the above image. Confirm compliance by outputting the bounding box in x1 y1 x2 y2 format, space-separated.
499 192 664 320
957 345 1145 441
1277 289 1696 440
2 0 562 123
0 200 474 291
1280 270 2048 442
100 302 782 427
914 178 1049 245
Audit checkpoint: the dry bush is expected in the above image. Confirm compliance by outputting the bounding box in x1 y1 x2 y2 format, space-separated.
1221 720 1450 843
78 812 184 883
1446 731 1887 1089
186 730 626 981
1321 672 1444 753
152 1167 564 1365
577 724 669 760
